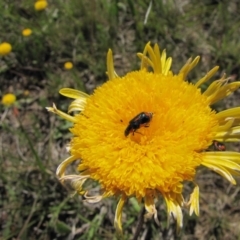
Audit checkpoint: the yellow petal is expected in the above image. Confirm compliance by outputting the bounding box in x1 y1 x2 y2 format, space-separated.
137 53 154 70
179 56 200 79
214 126 240 141
68 99 87 113
84 192 103 203
60 174 88 195
164 56 172 75
163 193 183 230
204 76 226 97
202 151 240 163
145 193 159 225
56 156 78 178
59 88 89 99
216 107 240 121
107 49 115 80
202 155 240 171
146 43 158 73
188 185 199 216
195 66 219 88
207 81 240 104
217 119 235 131
153 43 162 73
114 197 126 234
46 103 76 123
201 162 236 184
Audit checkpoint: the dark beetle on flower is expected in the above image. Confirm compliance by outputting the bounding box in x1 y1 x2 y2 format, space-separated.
124 112 153 137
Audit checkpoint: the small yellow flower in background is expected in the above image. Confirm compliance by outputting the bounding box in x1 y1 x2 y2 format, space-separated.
22 28 32 37
1 93 16 106
47 42 240 233
64 62 73 70
23 90 30 96
0 42 12 56
34 0 48 11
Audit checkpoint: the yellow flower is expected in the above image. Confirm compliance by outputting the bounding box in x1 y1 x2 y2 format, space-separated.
0 42 12 56
22 28 32 37
23 90 30 96
34 0 48 11
1 93 16 106
64 62 73 70
47 42 240 233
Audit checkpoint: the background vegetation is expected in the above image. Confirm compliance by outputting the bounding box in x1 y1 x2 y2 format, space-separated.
1 0 240 239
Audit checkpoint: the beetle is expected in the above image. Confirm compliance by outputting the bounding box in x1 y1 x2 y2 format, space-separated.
213 140 226 151
124 112 153 137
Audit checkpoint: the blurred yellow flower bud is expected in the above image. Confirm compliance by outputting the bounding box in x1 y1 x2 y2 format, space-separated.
34 1 48 11
0 42 12 56
1 93 16 106
23 90 30 96
22 28 32 37
64 62 73 70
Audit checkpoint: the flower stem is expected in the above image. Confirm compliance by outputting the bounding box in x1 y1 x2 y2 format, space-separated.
133 207 145 240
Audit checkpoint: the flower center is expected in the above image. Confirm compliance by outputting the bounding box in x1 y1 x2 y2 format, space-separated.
71 70 218 197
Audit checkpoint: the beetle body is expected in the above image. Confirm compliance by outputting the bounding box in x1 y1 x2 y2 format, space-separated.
213 140 226 151
124 112 153 137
